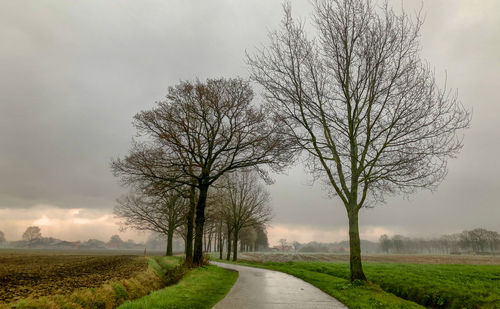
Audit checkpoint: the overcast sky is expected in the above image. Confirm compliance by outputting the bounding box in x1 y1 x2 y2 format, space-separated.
0 0 499 245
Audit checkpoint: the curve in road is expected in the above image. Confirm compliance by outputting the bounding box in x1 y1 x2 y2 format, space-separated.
212 262 347 309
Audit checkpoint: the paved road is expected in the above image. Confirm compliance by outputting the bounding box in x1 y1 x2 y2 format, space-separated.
212 262 347 309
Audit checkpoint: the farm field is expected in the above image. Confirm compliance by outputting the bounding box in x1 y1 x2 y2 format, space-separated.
0 250 148 304
238 252 500 265
0 248 168 256
218 253 500 308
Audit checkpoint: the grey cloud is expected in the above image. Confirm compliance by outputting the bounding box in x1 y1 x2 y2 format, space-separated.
0 0 499 238
0 0 310 209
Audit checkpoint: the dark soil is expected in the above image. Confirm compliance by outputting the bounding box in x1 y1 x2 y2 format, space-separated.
0 253 147 303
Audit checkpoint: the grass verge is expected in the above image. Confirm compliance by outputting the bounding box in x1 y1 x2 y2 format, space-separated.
2 256 185 309
214 258 500 309
118 265 238 309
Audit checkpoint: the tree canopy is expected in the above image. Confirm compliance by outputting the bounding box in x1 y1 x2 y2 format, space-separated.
248 0 470 280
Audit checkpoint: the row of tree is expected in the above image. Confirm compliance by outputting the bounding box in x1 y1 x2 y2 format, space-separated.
112 0 470 282
379 228 500 254
110 77 286 266
114 168 273 261
276 239 380 253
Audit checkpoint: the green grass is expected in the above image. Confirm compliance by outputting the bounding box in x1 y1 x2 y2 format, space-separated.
215 259 500 309
119 265 238 309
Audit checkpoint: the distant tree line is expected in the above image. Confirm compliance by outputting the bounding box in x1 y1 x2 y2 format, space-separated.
272 238 379 254
0 226 155 250
379 228 500 254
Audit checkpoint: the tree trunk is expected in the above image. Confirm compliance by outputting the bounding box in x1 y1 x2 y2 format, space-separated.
219 225 223 260
226 228 232 261
166 229 173 256
348 210 367 281
232 230 239 261
185 186 196 263
193 184 209 266
207 230 213 252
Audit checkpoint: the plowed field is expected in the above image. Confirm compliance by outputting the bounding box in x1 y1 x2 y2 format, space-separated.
0 253 147 304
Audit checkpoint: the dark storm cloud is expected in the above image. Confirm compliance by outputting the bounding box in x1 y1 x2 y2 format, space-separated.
0 0 309 209
0 0 498 239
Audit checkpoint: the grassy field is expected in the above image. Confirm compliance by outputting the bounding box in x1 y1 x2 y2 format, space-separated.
0 252 185 309
214 257 500 309
119 265 238 309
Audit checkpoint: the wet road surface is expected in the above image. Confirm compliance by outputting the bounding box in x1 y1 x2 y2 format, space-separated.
212 262 347 309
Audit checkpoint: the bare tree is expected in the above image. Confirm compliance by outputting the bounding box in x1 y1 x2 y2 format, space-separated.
391 235 406 253
248 0 471 280
202 187 227 259
224 218 234 261
379 234 391 253
108 234 124 248
112 78 290 266
114 190 187 256
113 149 197 262
460 228 499 254
239 226 258 252
255 224 270 251
291 241 301 253
277 238 288 252
22 226 42 246
220 171 272 261
486 230 500 252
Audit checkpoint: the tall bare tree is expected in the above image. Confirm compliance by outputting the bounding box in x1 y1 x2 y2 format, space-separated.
220 171 272 261
248 0 471 280
114 190 187 256
112 78 289 266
